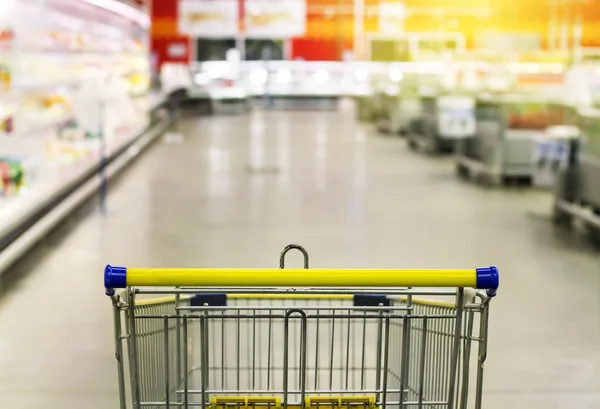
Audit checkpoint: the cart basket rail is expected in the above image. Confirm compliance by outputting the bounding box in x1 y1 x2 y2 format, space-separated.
105 266 499 296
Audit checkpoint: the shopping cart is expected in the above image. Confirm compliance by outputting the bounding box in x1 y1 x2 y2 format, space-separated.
104 244 498 409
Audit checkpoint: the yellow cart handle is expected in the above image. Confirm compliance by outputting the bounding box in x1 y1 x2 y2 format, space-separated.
104 266 498 295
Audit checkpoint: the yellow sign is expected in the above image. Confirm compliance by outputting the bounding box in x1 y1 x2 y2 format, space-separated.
178 0 239 37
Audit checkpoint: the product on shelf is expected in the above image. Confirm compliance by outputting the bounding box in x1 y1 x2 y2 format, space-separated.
507 103 565 130
0 29 13 48
57 120 92 141
0 63 11 92
127 71 151 94
0 157 24 197
0 103 14 134
44 120 101 164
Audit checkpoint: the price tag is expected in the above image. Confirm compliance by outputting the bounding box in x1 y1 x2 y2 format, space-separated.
437 96 475 139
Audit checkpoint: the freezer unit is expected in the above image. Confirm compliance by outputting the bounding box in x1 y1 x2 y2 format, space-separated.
407 94 475 153
554 108 600 236
456 95 567 185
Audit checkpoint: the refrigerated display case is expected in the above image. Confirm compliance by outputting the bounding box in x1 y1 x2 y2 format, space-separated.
0 0 164 260
188 61 249 115
192 60 379 111
406 92 476 153
554 107 600 238
355 94 377 122
455 94 568 185
354 66 387 122
375 72 424 136
244 61 348 111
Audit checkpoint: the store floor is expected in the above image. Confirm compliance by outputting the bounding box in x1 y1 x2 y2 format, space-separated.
0 107 599 409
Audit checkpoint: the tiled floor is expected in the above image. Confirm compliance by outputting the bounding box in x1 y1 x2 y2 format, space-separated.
0 108 599 409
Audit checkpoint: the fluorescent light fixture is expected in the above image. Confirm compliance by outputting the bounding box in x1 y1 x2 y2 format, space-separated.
523 63 539 74
81 0 150 29
550 63 563 74
389 69 403 82
313 69 329 83
246 1 263 16
194 73 211 86
276 68 292 84
249 68 268 84
205 62 232 79
354 70 368 82
0 0 16 24
385 84 399 96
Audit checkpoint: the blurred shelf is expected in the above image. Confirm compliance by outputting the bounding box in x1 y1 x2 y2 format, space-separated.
0 0 155 272
12 80 82 92
4 114 73 139
0 92 168 251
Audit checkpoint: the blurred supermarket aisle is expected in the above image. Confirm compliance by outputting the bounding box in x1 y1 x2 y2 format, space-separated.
0 108 599 409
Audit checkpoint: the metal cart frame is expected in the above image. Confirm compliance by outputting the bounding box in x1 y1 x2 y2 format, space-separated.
104 245 499 409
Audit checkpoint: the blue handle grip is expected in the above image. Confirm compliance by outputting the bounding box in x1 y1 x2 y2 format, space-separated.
476 266 499 297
